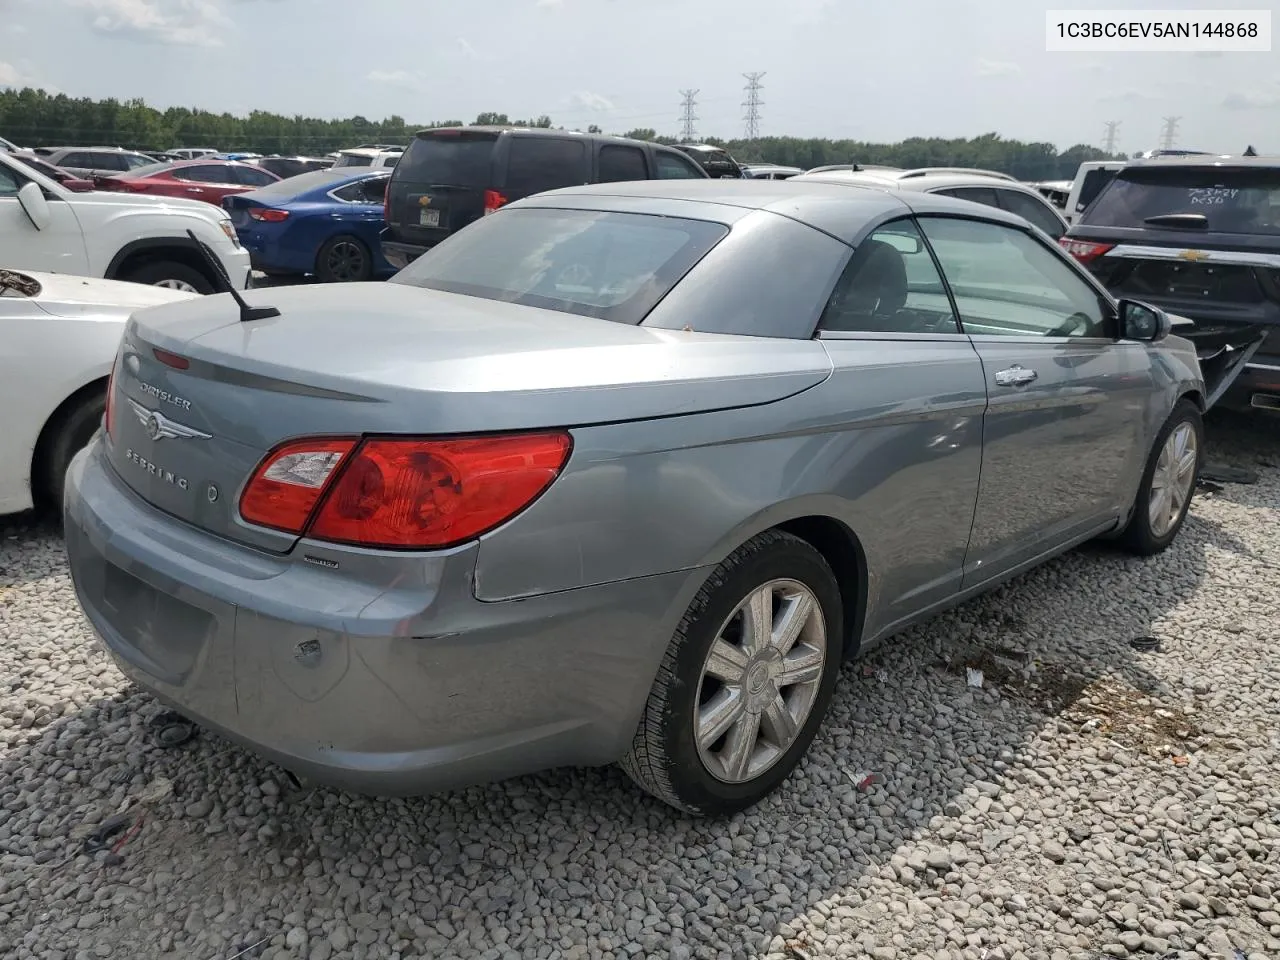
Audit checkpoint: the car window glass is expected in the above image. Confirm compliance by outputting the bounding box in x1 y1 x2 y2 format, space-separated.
655 151 705 179
62 153 93 169
598 145 648 183
234 165 277 186
360 177 388 202
1080 168 1280 235
0 163 24 195
392 207 727 325
995 188 1067 239
819 218 960 334
504 138 587 196
331 181 362 202
935 186 1000 210
123 154 154 170
176 164 232 184
1076 168 1118 212
918 216 1110 338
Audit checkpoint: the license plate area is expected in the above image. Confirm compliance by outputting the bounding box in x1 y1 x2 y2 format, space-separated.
419 208 441 228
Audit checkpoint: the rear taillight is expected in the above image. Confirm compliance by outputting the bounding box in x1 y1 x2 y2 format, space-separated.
239 432 572 549
483 189 509 216
239 438 356 534
248 208 289 222
1059 239 1114 264
383 179 391 222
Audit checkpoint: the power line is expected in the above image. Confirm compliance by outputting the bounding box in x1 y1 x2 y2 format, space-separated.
742 72 765 141
678 89 699 142
1159 116 1181 151
1102 120 1120 154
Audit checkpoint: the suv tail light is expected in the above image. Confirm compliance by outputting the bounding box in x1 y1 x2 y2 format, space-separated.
383 179 391 222
1059 239 1114 264
483 189 509 216
239 432 572 549
248 208 289 222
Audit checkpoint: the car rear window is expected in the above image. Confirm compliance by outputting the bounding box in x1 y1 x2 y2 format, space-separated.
398 132 497 187
1075 168 1118 213
1081 167 1280 235
391 206 729 324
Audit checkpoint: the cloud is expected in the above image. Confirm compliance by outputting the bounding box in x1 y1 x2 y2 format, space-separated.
535 0 562 6
974 59 1019 77
569 90 615 113
1097 88 1159 104
366 69 424 91
455 37 479 59
64 0 231 47
0 61 26 86
1222 91 1280 110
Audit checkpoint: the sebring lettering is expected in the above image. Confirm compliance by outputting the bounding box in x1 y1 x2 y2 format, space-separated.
125 448 190 490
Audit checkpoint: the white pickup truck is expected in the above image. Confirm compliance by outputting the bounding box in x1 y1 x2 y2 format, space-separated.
0 151 251 293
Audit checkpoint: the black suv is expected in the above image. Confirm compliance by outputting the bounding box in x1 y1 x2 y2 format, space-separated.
381 127 709 268
1061 156 1276 412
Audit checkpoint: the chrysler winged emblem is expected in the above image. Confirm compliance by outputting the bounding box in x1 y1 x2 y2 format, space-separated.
127 398 212 442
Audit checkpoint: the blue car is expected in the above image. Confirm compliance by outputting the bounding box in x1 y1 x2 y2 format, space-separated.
223 168 394 283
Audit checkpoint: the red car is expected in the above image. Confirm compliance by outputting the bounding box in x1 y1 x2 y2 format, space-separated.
94 159 281 206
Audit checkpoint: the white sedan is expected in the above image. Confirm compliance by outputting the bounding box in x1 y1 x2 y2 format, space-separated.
0 268 197 515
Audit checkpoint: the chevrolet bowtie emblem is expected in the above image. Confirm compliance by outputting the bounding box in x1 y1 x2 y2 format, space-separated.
1177 249 1209 262
418 196 431 206
127 398 212 441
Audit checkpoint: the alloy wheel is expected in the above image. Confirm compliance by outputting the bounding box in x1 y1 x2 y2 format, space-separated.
694 578 828 783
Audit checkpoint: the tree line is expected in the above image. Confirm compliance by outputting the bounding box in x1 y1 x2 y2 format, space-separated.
0 87 1118 181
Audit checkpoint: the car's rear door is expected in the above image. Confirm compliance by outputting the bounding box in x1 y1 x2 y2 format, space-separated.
384 129 500 249
917 212 1155 587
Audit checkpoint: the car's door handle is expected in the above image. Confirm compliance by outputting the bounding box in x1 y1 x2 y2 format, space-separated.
186 187 203 193
994 365 1038 387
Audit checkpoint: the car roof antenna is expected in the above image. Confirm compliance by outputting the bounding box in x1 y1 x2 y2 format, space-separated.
184 228 281 322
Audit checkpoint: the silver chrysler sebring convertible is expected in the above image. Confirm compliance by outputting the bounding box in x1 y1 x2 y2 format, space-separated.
64 180 1245 816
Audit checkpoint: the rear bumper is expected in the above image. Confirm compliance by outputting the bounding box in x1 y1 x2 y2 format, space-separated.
1220 354 1280 411
380 238 428 271
62 441 700 797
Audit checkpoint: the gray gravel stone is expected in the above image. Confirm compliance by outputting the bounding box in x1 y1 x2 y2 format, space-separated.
1 411 1278 959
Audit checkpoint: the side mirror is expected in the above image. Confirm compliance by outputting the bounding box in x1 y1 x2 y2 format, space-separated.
17 181 51 230
1118 298 1172 342
63 178 95 193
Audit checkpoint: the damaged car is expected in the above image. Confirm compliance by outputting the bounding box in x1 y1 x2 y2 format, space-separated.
65 180 1230 816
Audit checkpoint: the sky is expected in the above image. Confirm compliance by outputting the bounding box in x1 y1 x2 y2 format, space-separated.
0 0 1276 153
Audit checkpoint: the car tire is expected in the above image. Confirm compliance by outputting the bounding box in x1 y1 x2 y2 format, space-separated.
35 391 105 513
1117 399 1204 556
315 235 372 283
121 261 214 295
620 529 843 816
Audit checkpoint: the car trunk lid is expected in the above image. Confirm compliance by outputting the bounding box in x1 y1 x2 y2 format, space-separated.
105 284 831 552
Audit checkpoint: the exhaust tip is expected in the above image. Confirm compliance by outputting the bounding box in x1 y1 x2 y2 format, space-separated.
1250 393 1280 411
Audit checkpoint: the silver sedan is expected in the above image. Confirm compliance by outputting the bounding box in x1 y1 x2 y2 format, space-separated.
65 180 1213 815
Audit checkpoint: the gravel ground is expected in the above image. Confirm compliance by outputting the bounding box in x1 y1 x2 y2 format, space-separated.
2 408 1278 960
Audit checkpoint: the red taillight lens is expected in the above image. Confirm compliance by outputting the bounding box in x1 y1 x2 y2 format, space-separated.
153 348 189 370
248 208 289 222
1059 239 1114 264
483 189 509 216
239 432 572 549
383 180 391 222
239 438 357 534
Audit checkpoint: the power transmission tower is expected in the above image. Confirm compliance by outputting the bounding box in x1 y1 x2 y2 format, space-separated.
1159 116 1181 151
678 89 699 142
742 72 765 141
1102 120 1120 154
